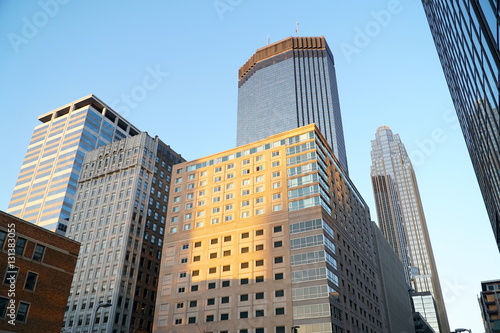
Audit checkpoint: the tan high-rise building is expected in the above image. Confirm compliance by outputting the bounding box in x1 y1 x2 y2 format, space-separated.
154 124 386 333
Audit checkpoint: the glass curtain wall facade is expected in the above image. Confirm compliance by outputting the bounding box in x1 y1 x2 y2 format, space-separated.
63 133 183 333
154 124 386 333
370 126 449 333
237 36 349 174
7 95 140 234
421 0 500 251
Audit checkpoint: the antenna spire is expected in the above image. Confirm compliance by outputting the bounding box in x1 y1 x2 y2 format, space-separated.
295 21 299 36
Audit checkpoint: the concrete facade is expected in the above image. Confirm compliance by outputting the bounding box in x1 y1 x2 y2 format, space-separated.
154 124 386 333
62 133 183 333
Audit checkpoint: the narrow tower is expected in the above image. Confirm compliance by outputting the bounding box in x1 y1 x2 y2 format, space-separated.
370 126 449 333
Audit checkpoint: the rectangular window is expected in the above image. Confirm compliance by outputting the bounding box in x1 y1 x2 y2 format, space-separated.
0 231 7 250
255 292 264 299
15 237 27 256
240 311 248 318
16 302 30 322
32 244 45 261
274 256 284 264
255 309 264 317
24 272 38 291
240 294 249 301
207 298 215 305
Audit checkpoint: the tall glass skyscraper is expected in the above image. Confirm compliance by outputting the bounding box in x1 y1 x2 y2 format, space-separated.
421 1 500 251
370 126 449 333
237 36 349 173
7 95 140 234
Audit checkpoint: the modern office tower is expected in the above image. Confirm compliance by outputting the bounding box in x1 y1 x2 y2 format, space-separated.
370 126 449 333
371 222 416 333
62 133 183 333
478 279 500 332
421 1 500 251
7 95 140 234
237 36 349 173
154 124 386 333
0 210 80 333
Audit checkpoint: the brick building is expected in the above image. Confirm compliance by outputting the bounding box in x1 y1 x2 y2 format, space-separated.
0 211 80 333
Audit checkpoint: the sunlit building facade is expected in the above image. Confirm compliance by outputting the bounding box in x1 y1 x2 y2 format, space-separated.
154 124 386 333
237 36 349 174
62 133 182 333
478 279 500 332
421 0 500 251
7 95 140 234
370 126 449 333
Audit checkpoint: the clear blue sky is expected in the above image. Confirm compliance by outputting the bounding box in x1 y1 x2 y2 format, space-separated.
1 1 498 331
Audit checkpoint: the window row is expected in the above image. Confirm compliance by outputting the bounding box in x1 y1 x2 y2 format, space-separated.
0 233 45 262
179 226 283 250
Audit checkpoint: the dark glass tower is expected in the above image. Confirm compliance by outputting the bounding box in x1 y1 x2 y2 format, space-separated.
421 1 500 251
237 36 349 173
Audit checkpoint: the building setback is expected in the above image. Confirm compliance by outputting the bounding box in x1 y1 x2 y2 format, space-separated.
62 133 183 333
7 95 140 235
478 279 500 332
370 126 449 333
154 124 386 333
371 222 416 333
421 0 500 251
237 36 349 174
0 210 80 333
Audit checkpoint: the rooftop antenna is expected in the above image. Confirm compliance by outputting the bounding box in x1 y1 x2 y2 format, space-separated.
267 36 270 45
295 21 299 36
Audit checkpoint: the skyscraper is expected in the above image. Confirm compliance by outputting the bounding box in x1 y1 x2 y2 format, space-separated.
154 124 387 333
237 36 349 173
7 95 140 234
370 126 449 333
421 1 500 251
63 132 183 332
